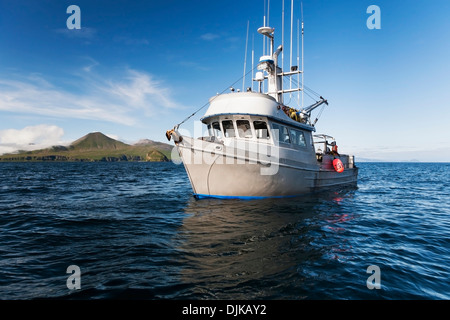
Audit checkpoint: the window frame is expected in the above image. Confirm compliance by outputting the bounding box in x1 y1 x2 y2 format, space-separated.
253 120 270 140
236 120 253 139
211 121 223 138
289 128 307 148
221 120 236 138
272 122 291 145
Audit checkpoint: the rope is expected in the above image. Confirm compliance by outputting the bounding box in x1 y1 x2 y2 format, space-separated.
175 67 257 129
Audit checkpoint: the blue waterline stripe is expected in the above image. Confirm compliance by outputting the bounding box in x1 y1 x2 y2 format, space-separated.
193 193 302 200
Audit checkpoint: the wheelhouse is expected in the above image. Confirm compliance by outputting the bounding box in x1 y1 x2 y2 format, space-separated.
201 115 315 153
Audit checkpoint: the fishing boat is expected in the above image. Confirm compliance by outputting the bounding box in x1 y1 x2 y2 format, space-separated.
166 11 358 199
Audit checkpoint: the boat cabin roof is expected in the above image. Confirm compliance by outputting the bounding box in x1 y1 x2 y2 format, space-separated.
201 92 315 132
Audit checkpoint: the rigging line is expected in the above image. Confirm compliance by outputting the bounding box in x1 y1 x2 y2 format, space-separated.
281 78 302 106
282 77 292 105
288 78 320 99
283 76 304 101
316 104 325 118
176 67 257 128
289 80 317 102
302 83 321 97
312 104 326 126
290 76 320 96
290 78 321 99
303 90 317 102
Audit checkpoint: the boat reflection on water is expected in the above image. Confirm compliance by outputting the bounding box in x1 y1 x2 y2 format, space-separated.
175 188 357 299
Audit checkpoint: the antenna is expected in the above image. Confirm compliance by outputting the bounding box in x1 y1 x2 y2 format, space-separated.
263 0 266 55
289 0 294 99
243 20 249 91
301 1 304 109
297 18 300 108
267 0 271 56
282 0 284 77
251 33 254 91
263 15 266 54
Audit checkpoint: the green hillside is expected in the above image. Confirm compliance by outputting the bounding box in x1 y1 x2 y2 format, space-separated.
0 132 174 162
71 132 128 150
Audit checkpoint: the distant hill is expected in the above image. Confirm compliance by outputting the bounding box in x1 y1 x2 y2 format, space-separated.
133 139 155 146
71 132 128 150
0 132 173 162
132 138 173 152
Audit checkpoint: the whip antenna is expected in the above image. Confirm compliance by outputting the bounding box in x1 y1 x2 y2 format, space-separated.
242 20 249 91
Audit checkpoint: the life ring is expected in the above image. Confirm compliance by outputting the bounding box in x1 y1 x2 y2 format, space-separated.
333 158 344 173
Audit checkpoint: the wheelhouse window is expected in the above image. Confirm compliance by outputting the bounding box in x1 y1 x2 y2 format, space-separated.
289 128 307 147
272 123 290 144
222 120 236 138
253 121 270 139
236 120 253 138
210 121 222 138
207 124 212 136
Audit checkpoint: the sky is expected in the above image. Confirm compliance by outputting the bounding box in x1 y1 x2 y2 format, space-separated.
1 0 450 161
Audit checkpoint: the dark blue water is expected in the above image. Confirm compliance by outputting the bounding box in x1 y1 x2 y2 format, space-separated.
0 162 449 300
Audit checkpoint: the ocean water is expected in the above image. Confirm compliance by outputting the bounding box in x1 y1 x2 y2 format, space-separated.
0 162 449 300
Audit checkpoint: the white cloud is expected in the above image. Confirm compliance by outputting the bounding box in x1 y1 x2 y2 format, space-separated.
200 33 220 41
0 68 182 126
82 57 99 72
104 133 120 141
102 69 179 111
0 125 65 155
113 35 149 45
54 27 97 40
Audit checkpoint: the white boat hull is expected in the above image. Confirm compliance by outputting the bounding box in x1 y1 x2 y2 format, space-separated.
176 136 358 199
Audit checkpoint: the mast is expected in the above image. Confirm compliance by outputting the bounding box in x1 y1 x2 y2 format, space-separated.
256 26 282 102
301 1 304 109
254 0 305 104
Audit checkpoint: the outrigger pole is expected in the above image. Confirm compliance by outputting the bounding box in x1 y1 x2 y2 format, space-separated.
298 96 328 126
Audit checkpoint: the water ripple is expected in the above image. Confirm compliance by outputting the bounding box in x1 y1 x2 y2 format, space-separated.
0 162 449 299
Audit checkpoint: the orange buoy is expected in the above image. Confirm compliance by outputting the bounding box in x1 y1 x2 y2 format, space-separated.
333 158 344 173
